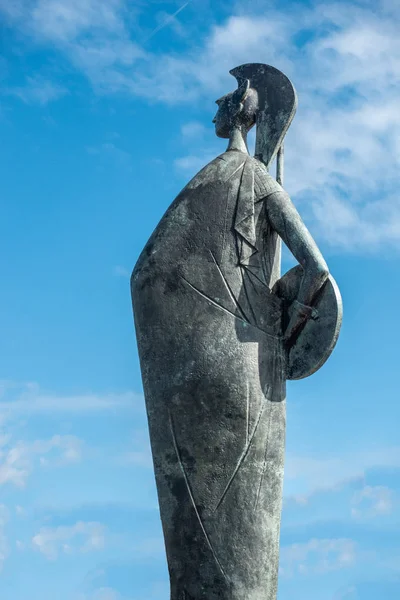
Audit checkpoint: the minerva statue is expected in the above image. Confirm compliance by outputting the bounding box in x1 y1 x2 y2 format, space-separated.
131 64 342 600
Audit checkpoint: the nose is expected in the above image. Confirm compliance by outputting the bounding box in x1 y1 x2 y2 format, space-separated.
212 117 216 124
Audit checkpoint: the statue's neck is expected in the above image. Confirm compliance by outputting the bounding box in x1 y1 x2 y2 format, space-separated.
227 127 249 154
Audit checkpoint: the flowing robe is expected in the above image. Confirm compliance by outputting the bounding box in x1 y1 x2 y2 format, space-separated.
131 150 287 600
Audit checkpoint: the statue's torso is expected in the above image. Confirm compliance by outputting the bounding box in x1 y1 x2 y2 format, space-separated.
132 150 283 335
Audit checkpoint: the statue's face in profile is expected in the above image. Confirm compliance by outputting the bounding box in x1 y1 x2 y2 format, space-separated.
213 92 236 139
213 84 258 139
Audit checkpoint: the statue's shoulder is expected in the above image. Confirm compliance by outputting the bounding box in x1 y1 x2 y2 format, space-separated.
183 152 283 197
251 157 284 199
184 151 249 190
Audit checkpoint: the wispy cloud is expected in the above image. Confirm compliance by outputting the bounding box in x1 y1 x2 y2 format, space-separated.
284 446 400 501
159 4 400 251
3 0 400 235
332 587 358 600
174 152 216 173
180 120 207 139
0 0 145 97
351 485 394 519
0 380 141 419
0 433 83 487
280 537 357 578
15 505 26 516
7 75 68 105
0 505 9 572
78 581 169 600
114 429 152 469
32 520 106 560
30 0 124 42
118 449 152 469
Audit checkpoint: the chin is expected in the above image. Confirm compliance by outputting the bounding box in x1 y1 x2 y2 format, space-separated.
216 128 229 139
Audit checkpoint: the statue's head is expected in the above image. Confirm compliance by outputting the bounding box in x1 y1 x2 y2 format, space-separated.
214 64 297 167
213 79 259 139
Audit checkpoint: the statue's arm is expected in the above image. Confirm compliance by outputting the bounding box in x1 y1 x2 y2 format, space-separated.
265 190 329 343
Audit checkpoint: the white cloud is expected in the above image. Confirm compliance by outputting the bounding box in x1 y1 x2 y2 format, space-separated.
332 585 358 600
174 153 216 173
0 433 83 487
0 0 126 42
77 581 169 600
128 13 295 104
2 1 400 247
8 75 67 105
0 439 29 487
131 536 164 559
36 434 83 465
0 381 147 494
0 380 141 420
0 505 9 572
284 446 400 501
158 3 400 251
15 504 26 516
115 428 152 469
180 120 206 139
280 537 356 578
32 520 106 560
30 0 124 42
0 0 144 97
120 449 152 469
351 485 394 518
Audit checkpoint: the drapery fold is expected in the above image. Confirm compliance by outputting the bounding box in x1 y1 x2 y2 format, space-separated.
233 158 258 266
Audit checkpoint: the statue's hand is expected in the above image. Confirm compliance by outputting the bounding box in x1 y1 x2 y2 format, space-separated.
283 300 318 347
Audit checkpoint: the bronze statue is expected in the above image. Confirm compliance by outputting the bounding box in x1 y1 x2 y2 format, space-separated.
131 63 342 600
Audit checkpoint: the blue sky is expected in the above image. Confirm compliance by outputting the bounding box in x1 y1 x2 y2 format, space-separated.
1 0 400 598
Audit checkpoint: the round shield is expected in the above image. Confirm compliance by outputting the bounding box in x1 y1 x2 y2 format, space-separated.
273 265 343 380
